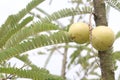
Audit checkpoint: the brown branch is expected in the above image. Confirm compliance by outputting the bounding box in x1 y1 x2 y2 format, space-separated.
93 0 115 80
61 43 68 79
93 0 108 26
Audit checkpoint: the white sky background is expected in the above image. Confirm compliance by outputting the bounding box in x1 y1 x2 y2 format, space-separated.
0 0 120 80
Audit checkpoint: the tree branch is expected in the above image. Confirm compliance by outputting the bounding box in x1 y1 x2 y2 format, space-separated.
93 0 108 26
61 43 68 79
93 0 115 80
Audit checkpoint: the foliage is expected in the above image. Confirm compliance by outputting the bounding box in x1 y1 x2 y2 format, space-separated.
0 0 120 80
0 67 64 80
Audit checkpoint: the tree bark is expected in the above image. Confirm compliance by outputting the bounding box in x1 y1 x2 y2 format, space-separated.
93 0 115 80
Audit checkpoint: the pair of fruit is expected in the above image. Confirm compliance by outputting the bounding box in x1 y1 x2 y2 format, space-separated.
68 22 115 51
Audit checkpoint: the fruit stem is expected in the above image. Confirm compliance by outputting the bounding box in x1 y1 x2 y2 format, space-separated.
88 13 100 67
88 13 94 43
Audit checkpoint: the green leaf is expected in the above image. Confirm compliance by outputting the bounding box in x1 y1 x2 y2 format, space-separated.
113 51 120 60
0 16 33 48
0 67 64 80
70 0 83 3
106 0 120 11
4 22 59 48
68 45 91 68
40 6 93 23
0 31 71 63
16 54 32 66
115 31 120 40
0 0 45 46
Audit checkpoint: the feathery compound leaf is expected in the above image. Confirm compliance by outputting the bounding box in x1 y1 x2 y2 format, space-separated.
4 22 59 48
113 51 120 60
115 31 120 40
0 67 64 80
106 0 120 11
0 0 45 42
16 54 32 66
68 45 91 68
16 55 42 70
0 31 71 63
40 6 93 23
70 0 83 3
0 16 33 48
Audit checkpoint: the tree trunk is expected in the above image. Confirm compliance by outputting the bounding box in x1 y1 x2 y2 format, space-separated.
93 0 115 80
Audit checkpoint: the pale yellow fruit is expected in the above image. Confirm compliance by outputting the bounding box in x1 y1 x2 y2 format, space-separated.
68 22 89 44
91 26 115 51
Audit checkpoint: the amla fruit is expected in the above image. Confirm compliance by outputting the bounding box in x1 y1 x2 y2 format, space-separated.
68 22 89 44
91 26 115 51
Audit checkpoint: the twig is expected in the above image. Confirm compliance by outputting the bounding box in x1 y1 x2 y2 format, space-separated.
44 50 54 68
61 43 68 79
